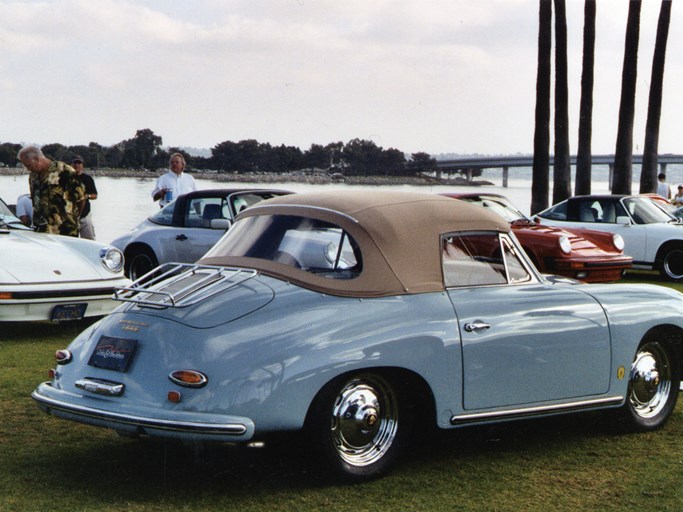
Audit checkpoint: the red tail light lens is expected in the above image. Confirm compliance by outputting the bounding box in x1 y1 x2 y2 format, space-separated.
55 349 72 365
168 370 208 388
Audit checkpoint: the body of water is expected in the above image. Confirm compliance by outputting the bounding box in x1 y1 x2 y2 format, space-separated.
2 164 681 246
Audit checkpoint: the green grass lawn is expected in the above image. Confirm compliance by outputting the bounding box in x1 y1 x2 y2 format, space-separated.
1 273 682 511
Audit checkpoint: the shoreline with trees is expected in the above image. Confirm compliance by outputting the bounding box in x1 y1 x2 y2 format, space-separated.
0 163 492 187
0 130 493 186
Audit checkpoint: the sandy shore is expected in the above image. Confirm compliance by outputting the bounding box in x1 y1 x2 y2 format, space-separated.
1 167 492 187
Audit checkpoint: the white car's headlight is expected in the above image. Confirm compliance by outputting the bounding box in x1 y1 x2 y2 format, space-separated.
558 235 572 255
612 234 625 252
100 247 124 273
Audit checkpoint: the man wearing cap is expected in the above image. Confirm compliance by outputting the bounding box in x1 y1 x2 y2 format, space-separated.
18 145 85 237
72 155 98 240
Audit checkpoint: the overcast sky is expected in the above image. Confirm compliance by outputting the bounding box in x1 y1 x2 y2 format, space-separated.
1 0 681 157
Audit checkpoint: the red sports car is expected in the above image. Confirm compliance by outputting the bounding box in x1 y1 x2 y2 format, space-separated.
443 193 632 283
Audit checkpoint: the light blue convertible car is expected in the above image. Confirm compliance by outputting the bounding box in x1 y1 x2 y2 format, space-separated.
33 191 683 481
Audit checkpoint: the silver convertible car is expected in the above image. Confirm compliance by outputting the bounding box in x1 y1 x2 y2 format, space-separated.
0 197 128 322
33 191 683 480
111 188 291 279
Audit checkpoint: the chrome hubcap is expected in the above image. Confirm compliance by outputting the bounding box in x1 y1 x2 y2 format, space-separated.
629 343 672 419
331 377 398 467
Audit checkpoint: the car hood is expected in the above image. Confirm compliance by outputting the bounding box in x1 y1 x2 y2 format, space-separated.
511 220 568 236
0 230 111 284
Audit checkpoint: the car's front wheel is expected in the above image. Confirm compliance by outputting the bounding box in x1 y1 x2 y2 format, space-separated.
659 243 683 281
126 248 158 280
309 373 405 481
617 339 680 432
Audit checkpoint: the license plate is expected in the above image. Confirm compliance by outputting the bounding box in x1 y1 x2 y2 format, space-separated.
51 303 87 322
88 336 138 372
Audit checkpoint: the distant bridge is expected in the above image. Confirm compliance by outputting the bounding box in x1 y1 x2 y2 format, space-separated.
435 154 683 187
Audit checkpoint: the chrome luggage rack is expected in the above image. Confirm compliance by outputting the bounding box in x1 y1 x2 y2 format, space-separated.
114 263 258 308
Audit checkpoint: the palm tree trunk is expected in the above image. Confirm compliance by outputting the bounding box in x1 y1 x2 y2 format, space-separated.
613 0 642 195
640 0 672 193
531 0 553 214
575 0 596 196
553 0 571 204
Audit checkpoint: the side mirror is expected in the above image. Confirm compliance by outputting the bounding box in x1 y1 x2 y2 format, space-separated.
210 219 232 230
615 216 631 225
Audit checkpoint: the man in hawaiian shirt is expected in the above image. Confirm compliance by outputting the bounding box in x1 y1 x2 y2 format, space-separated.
18 145 85 237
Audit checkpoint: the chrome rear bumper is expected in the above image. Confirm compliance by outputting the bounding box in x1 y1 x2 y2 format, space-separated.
32 382 254 442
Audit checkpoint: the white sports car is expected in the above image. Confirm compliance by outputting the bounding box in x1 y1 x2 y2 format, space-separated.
0 197 129 322
536 194 683 281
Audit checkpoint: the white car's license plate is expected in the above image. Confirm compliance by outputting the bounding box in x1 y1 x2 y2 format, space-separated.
51 303 87 322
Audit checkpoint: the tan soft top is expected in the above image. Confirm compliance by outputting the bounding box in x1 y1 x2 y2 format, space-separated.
199 190 510 297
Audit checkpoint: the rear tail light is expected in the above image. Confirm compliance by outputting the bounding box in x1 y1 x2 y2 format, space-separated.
55 349 72 365
168 370 208 388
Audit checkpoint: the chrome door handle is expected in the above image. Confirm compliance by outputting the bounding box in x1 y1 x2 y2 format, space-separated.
464 321 491 332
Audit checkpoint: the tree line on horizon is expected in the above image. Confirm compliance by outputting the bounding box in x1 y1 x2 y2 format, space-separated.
0 129 445 178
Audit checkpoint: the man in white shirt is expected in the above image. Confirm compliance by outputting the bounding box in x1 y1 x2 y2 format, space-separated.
151 153 197 207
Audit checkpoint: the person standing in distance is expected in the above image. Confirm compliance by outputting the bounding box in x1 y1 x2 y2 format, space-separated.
151 153 197 208
657 173 672 200
18 145 85 237
72 155 98 240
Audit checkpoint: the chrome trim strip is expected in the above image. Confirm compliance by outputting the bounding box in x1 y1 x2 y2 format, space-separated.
32 388 248 436
450 396 623 425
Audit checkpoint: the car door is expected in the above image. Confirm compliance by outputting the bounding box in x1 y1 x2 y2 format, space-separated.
171 196 228 262
443 232 612 410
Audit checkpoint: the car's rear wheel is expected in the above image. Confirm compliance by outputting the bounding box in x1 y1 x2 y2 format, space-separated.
126 248 158 280
309 373 405 481
659 243 683 281
617 339 679 432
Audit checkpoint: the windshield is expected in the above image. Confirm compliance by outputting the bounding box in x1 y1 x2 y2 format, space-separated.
205 214 362 279
623 197 676 224
463 196 526 223
0 198 30 230
149 200 175 226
